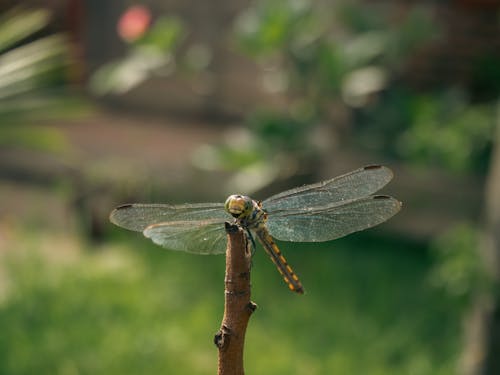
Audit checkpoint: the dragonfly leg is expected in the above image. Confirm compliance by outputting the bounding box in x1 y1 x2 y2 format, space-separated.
245 228 257 256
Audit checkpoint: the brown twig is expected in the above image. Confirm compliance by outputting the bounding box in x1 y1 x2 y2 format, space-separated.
214 222 257 375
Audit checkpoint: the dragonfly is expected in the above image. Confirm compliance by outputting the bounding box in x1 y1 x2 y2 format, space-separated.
110 165 401 294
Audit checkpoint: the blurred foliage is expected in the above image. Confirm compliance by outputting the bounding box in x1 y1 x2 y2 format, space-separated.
191 112 319 193
429 223 496 303
92 1 499 180
0 229 463 374
202 0 442 188
357 88 495 173
229 0 498 178
397 95 494 173
235 0 435 98
0 239 222 374
90 13 186 95
0 7 86 153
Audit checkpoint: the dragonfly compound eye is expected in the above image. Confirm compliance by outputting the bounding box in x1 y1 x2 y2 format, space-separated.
224 195 253 218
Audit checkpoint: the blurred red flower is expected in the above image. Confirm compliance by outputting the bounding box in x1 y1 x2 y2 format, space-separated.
117 5 151 42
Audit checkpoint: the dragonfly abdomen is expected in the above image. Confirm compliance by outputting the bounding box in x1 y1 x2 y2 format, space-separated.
255 229 304 294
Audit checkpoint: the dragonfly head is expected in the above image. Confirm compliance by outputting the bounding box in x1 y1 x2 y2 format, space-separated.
224 195 254 219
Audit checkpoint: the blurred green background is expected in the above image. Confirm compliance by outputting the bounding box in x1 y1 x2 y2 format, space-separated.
1 1 499 374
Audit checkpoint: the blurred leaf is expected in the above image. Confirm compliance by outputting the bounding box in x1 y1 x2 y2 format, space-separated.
397 93 495 173
429 223 494 301
192 142 264 172
90 16 185 95
235 0 316 56
0 7 51 53
388 6 438 64
0 35 68 100
342 66 388 107
343 31 390 68
337 1 386 32
137 16 185 52
249 111 314 153
0 94 88 124
0 125 67 153
0 7 86 154
90 47 170 95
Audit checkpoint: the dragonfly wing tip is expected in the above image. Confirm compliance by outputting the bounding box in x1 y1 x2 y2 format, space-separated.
363 164 383 170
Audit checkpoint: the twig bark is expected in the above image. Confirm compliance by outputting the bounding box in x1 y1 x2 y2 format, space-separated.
214 222 257 375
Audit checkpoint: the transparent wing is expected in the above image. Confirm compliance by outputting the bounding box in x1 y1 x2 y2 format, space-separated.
109 203 230 254
109 203 228 232
144 219 228 254
266 195 401 242
263 165 393 212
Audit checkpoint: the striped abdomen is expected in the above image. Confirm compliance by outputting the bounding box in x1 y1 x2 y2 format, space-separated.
255 228 304 294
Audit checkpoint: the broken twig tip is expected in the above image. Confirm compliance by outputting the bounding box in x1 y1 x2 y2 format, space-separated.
224 221 240 234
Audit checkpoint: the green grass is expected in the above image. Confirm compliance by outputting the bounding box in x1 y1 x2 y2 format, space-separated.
0 230 463 374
